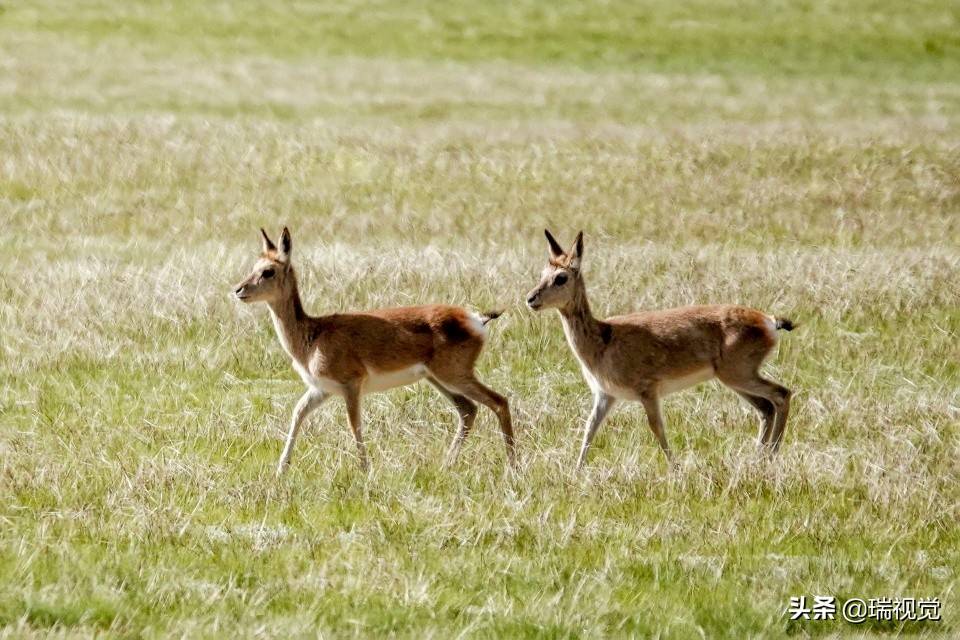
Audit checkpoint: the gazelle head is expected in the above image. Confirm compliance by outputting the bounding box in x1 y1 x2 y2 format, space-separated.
233 227 294 304
526 229 584 312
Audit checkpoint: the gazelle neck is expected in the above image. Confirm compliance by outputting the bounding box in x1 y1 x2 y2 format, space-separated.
558 276 606 361
266 268 309 359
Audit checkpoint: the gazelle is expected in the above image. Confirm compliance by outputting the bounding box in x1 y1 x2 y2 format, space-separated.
526 230 795 469
233 227 515 475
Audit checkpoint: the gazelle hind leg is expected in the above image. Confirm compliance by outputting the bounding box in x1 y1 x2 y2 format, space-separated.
719 374 791 452
426 376 478 466
732 389 776 445
434 373 515 468
769 385 791 451
716 330 792 452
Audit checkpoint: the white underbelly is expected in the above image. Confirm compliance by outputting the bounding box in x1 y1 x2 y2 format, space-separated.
659 367 715 395
291 361 428 395
363 364 428 393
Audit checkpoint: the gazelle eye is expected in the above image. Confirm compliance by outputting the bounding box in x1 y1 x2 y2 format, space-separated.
554 273 568 286
262 268 275 279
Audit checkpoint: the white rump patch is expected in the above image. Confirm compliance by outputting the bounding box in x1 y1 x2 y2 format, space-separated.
659 367 716 396
466 312 488 339
763 315 779 342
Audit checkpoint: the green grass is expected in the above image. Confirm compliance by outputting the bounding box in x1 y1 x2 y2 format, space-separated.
1 1 959 637
6 0 960 80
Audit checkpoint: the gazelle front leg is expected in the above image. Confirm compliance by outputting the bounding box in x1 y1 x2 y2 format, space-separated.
343 384 369 471
576 391 616 471
638 391 675 466
277 388 328 476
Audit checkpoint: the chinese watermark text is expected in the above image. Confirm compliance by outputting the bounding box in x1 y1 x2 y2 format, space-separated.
787 596 941 624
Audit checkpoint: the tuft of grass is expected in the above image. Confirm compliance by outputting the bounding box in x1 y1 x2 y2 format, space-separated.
1 1 958 637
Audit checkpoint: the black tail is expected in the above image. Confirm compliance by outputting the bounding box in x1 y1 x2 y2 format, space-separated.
775 316 796 331
480 309 504 326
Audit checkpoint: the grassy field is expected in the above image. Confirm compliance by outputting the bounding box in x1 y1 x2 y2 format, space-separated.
2 1 959 637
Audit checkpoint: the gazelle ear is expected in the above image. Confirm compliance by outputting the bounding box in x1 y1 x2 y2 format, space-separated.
260 228 276 253
569 230 584 268
277 226 292 262
544 229 564 258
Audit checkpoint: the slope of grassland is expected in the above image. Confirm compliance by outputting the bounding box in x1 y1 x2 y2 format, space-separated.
1 1 958 638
